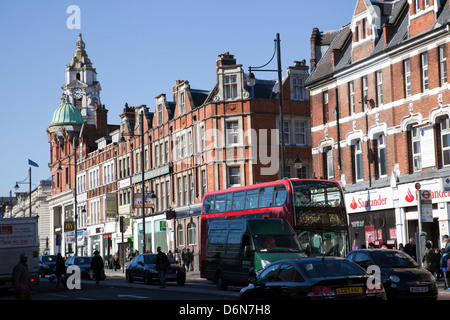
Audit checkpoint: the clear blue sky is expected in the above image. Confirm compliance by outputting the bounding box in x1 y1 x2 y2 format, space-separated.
0 0 355 197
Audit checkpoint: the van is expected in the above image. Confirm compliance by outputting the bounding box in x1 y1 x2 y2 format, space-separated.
205 218 305 290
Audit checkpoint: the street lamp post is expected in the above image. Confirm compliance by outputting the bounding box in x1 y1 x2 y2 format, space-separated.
246 33 285 177
14 167 33 217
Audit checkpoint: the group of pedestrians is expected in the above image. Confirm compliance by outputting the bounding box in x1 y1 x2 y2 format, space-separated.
400 235 450 290
172 247 195 272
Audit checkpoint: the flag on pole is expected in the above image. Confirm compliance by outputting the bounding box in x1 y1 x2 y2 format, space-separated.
28 159 39 167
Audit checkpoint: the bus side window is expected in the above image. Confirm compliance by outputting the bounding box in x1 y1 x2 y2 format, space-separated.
203 195 214 214
274 185 287 206
232 191 245 211
226 193 233 212
245 189 258 209
215 194 227 213
259 186 274 208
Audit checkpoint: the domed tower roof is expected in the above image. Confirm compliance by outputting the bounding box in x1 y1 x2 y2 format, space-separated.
49 101 84 126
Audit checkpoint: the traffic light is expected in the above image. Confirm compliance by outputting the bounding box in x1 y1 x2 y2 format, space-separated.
119 216 125 233
56 233 61 246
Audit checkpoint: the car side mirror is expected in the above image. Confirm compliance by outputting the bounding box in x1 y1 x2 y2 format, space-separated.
244 245 252 257
138 261 144 266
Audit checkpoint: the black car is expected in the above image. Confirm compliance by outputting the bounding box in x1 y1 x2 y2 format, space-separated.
39 255 58 278
346 249 438 300
65 256 93 279
126 254 186 285
239 257 387 300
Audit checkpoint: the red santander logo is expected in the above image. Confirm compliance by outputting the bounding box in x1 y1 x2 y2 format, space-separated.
350 197 357 210
405 188 415 203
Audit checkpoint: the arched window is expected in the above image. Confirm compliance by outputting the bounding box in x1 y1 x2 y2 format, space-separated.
177 224 184 247
187 222 197 245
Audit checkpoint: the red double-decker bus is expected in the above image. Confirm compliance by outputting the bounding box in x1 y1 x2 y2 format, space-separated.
199 178 349 277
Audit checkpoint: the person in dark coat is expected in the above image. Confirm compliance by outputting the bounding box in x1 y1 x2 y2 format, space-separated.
12 253 32 300
155 246 169 288
55 253 66 288
90 250 104 284
404 238 416 260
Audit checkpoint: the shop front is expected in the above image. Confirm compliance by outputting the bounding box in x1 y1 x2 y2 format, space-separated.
346 178 450 252
135 214 168 254
88 221 116 259
397 178 450 249
345 187 396 249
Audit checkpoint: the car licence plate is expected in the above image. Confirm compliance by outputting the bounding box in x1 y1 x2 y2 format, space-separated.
336 287 363 295
410 287 428 293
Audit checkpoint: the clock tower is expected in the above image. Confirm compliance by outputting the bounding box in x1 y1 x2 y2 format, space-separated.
61 33 101 125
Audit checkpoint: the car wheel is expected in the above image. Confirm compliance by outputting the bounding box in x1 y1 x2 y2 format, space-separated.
177 276 186 285
216 272 228 291
126 271 134 283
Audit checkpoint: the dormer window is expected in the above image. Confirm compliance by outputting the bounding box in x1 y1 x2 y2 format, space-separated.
292 77 305 101
180 92 186 115
157 103 163 126
355 18 368 42
224 75 238 100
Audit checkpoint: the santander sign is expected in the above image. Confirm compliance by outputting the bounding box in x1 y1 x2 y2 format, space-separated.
345 187 393 213
398 179 450 207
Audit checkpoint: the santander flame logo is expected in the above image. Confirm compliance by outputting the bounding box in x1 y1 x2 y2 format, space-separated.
405 188 415 203
350 197 357 210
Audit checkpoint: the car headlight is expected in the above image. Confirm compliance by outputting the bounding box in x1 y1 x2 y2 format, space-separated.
261 260 270 269
390 275 400 283
430 275 436 284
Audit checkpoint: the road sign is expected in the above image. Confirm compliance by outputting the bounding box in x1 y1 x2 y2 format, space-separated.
419 190 433 223
443 178 450 192
420 190 432 202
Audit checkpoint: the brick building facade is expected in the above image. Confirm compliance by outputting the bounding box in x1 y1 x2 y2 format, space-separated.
306 0 450 251
47 35 311 268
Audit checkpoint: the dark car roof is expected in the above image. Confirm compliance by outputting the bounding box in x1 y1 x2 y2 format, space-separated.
348 249 403 254
269 256 350 266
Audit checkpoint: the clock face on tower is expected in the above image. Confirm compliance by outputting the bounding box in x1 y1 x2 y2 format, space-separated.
73 89 82 100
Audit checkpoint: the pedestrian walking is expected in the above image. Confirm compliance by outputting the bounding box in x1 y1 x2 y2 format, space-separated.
188 246 195 271
11 253 32 300
174 248 181 265
90 250 104 284
55 253 66 288
422 241 435 274
441 249 450 289
444 235 450 253
404 238 416 260
112 252 120 271
435 248 443 279
182 247 188 270
155 246 169 288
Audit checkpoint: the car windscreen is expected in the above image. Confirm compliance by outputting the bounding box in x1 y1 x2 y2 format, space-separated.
142 255 176 264
370 251 418 268
298 259 365 278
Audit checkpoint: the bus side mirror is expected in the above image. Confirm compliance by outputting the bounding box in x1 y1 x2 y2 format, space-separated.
244 245 252 257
